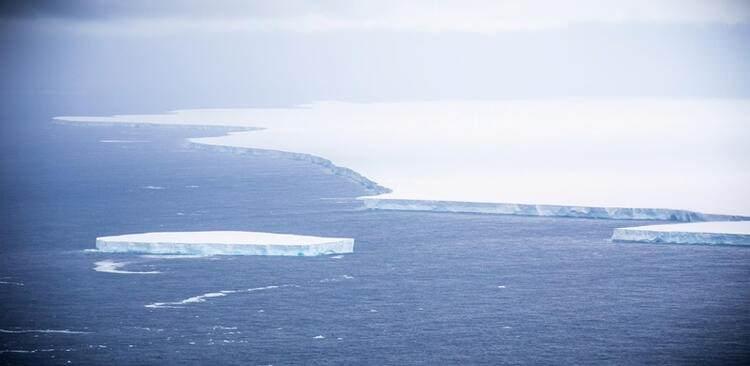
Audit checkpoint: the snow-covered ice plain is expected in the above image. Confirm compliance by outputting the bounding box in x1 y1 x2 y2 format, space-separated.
96 231 354 256
54 99 750 221
612 221 750 246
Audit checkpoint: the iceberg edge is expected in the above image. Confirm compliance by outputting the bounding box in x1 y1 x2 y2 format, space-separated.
611 222 750 246
360 198 749 222
96 231 355 256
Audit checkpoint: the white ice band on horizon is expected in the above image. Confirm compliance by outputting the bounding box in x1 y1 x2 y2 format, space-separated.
55 99 750 220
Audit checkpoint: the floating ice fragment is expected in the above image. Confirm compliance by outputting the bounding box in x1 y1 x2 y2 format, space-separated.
97 231 354 256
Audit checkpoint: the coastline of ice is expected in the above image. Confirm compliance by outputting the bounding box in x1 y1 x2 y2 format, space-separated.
54 100 750 221
96 231 354 256
186 141 390 195
612 221 750 246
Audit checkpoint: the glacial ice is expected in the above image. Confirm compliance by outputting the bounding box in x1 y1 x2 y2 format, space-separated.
360 198 747 222
54 100 750 220
612 221 750 246
96 231 354 256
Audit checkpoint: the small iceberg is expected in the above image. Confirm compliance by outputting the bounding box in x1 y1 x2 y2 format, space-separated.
96 231 354 256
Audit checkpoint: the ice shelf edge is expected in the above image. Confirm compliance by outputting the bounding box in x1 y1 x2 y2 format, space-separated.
95 238 355 256
360 198 750 222
611 228 750 246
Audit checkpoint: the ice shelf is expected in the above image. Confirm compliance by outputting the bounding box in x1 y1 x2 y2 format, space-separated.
611 221 750 246
56 100 750 219
96 231 354 256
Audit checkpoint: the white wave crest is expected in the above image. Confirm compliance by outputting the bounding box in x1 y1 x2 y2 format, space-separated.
141 185 166 190
99 139 149 143
0 329 89 334
93 260 161 274
145 285 293 309
319 275 354 283
0 281 24 286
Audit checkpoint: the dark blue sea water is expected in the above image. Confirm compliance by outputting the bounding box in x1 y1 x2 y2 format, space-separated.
1 110 749 365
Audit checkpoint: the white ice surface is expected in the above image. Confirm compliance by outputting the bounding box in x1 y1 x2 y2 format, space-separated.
96 231 354 256
56 99 750 218
612 221 750 245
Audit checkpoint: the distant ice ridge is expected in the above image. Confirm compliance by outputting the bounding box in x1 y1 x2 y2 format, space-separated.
612 221 750 245
96 231 354 256
0 349 75 354
361 198 748 222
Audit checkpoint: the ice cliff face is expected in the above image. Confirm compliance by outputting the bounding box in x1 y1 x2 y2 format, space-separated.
187 142 391 196
96 231 354 256
361 198 748 222
611 222 750 245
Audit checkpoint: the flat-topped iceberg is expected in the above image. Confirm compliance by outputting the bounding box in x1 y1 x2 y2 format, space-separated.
360 198 746 222
96 231 354 256
612 221 750 246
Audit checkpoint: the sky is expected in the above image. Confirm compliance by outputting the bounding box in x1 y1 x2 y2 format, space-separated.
1 1 749 112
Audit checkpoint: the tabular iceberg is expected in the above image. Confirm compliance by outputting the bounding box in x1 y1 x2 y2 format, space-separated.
96 231 354 256
360 198 747 222
611 221 750 246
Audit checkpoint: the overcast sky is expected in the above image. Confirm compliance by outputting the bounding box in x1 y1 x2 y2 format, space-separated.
1 1 749 112
4 0 750 31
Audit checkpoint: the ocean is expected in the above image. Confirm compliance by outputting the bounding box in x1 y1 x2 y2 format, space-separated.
1 108 749 365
